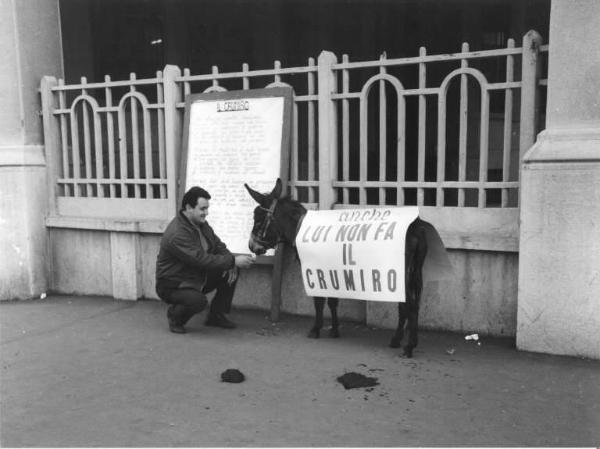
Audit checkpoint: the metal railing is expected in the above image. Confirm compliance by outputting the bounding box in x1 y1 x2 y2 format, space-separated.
40 31 547 222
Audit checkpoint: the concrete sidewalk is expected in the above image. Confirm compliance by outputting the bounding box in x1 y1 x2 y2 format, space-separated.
1 295 599 447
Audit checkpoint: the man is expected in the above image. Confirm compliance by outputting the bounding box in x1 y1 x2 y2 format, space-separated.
155 186 255 333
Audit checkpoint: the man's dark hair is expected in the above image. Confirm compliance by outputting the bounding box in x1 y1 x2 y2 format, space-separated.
181 186 211 210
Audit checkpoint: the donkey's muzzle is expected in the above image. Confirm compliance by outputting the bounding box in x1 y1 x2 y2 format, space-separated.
248 237 266 255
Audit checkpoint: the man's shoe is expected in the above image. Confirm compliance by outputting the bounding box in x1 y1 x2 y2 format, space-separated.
167 306 187 334
169 323 187 334
205 313 236 329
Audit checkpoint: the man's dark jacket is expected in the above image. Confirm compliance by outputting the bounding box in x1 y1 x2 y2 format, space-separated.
155 211 235 299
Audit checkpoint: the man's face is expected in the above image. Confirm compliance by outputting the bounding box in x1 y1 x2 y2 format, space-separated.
185 197 209 225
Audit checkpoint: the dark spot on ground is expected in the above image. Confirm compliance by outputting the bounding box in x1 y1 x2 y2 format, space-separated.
337 372 379 389
221 369 245 383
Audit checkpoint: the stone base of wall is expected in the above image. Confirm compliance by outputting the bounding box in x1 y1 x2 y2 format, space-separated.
47 226 520 337
0 147 48 301
517 129 600 359
368 249 518 337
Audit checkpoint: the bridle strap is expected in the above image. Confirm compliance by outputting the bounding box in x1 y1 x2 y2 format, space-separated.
252 199 307 250
253 197 281 247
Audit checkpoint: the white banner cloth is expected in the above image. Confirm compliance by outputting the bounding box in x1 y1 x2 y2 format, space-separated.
295 207 453 302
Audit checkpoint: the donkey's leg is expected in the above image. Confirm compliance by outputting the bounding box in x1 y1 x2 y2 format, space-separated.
327 297 340 338
391 227 418 349
390 302 408 348
308 297 326 338
403 302 420 358
402 224 427 358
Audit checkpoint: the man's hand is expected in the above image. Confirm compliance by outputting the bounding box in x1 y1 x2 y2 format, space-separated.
234 254 255 269
223 267 239 285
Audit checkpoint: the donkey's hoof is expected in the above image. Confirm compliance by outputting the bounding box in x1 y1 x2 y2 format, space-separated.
308 328 320 339
403 346 414 358
389 336 402 348
328 328 340 338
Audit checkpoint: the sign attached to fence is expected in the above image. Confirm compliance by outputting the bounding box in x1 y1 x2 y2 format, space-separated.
180 87 293 255
295 207 453 302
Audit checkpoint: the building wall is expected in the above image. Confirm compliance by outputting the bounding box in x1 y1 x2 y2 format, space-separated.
0 0 62 300
544 1 600 129
0 2 22 144
2 0 598 360
0 166 48 300
48 229 113 296
519 156 600 357
517 0 600 359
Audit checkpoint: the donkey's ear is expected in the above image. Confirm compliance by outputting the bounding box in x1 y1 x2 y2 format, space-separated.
271 178 283 199
244 183 268 206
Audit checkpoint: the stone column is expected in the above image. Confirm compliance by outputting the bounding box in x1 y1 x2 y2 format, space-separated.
517 0 600 358
0 0 62 300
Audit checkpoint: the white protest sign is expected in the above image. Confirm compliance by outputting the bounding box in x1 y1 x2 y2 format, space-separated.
184 96 284 255
295 207 420 302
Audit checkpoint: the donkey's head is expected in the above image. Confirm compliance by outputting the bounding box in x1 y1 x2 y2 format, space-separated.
244 178 284 255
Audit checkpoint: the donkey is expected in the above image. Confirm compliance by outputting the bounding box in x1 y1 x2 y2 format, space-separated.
244 178 428 357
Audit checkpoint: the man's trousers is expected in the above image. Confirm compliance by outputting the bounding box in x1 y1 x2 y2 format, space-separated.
157 270 237 326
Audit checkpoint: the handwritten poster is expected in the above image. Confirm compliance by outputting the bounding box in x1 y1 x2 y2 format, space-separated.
184 95 286 255
295 207 420 302
295 207 454 302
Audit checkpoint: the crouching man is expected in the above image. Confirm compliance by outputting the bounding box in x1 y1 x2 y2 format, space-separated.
155 186 255 333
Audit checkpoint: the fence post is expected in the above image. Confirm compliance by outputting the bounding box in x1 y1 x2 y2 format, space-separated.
163 64 183 218
317 51 338 210
40 76 60 216
519 30 542 164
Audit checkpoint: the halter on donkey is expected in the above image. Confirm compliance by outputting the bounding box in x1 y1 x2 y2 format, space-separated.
244 178 428 358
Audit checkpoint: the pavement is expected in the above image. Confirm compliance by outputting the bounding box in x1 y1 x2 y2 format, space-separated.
1 295 599 447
